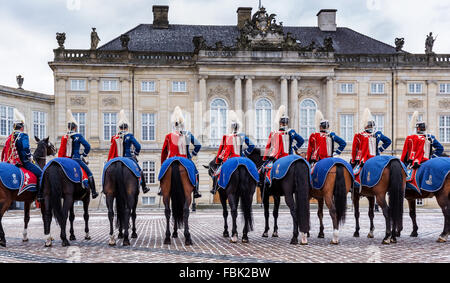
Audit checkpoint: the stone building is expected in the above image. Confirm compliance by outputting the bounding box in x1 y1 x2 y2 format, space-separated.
3 5 450 207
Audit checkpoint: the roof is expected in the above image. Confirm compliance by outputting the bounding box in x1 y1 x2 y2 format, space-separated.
0 85 54 103
98 24 398 54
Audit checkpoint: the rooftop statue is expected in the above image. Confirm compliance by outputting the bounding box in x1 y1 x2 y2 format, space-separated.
395 37 404 52
90 28 100 50
425 32 436 55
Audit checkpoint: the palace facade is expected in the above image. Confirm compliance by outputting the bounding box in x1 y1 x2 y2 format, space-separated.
2 5 450 207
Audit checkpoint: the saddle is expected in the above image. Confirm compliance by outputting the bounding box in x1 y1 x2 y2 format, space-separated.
0 162 37 195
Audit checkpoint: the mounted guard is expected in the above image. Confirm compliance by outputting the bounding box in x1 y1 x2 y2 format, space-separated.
107 110 149 194
58 109 98 199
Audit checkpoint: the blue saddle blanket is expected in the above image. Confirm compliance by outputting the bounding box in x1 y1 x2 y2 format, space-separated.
415 157 450 192
158 157 197 187
0 162 37 194
217 157 259 189
360 156 407 188
311 158 354 190
40 158 84 187
102 157 141 187
271 155 311 184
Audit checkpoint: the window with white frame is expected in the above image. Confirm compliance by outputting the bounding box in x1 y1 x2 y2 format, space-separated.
0 105 13 136
72 112 86 136
172 81 187 92
101 79 119 91
142 196 156 205
370 83 385 94
142 113 156 141
33 111 46 140
210 98 228 147
340 114 354 142
103 113 117 141
255 98 272 147
408 83 423 94
373 114 385 133
439 83 450 94
340 83 354 94
439 115 450 143
142 161 156 184
299 99 317 147
407 113 423 135
141 81 156 92
70 79 86 91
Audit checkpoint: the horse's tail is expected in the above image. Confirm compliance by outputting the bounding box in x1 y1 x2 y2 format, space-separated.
238 166 254 231
170 162 185 228
333 164 347 225
111 162 127 228
47 164 64 227
388 159 404 230
294 161 310 233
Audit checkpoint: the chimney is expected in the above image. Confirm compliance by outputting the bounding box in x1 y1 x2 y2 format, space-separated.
317 9 337 32
237 7 252 29
153 5 169 29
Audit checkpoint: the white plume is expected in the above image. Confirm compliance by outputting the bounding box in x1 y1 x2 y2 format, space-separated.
315 110 325 131
274 105 287 129
410 111 419 132
118 109 129 127
66 109 78 126
227 110 241 133
13 108 25 124
171 106 185 125
361 108 373 130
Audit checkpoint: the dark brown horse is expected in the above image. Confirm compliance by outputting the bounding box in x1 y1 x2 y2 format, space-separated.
0 136 55 247
204 159 256 243
103 161 140 246
310 163 353 244
353 158 406 244
159 161 194 246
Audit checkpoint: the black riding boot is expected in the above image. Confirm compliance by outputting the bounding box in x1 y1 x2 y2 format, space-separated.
36 181 43 203
193 174 201 198
88 176 98 199
157 188 162 196
140 172 149 194
210 176 218 195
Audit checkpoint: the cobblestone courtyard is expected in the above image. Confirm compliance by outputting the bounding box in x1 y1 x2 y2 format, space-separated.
0 207 448 263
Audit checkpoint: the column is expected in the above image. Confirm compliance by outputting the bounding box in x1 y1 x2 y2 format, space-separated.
55 76 68 140
234 76 244 121
326 76 335 121
426 80 437 134
280 76 289 110
88 77 100 147
290 76 300 130
245 76 254 138
196 75 208 141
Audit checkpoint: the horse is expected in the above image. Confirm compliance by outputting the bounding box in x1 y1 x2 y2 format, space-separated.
352 157 406 244
402 156 450 242
248 149 311 245
159 159 195 246
309 161 353 244
204 158 256 243
103 161 140 246
0 136 55 247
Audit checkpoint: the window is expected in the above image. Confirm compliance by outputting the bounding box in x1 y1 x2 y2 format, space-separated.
143 161 156 184
255 98 272 147
142 113 156 141
172 81 187 92
340 114 354 142
70 79 86 91
141 81 156 92
210 98 228 147
0 105 13 136
439 83 450 94
373 114 385 133
340 83 354 94
33 111 46 140
72 112 86 136
407 113 423 135
103 113 117 141
101 80 119 91
299 99 317 147
408 83 423 94
370 83 385 94
439 115 450 143
142 196 156 205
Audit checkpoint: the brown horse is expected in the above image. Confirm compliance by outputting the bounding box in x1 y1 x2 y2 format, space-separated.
0 136 55 247
159 161 194 245
353 158 406 244
310 164 353 244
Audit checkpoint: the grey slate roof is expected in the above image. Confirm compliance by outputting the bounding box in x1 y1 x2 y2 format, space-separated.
99 24 398 54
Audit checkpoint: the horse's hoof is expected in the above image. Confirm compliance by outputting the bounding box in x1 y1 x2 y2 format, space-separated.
390 238 397 244
164 238 171 245
22 238 29 242
318 232 325 239
185 239 193 246
230 236 238 243
108 241 116 246
242 237 249 243
262 232 269 238
437 235 448 243
123 239 130 246
118 233 124 239
395 232 401 238
272 232 278 238
70 235 76 241
44 241 52 247
223 231 229 238
85 236 91 240
353 231 360 238
131 232 138 239
290 238 298 245
410 231 418 237
382 238 391 245
367 232 374 239
62 240 70 247
172 232 178 239
330 240 339 245
300 233 308 245
0 240 6 247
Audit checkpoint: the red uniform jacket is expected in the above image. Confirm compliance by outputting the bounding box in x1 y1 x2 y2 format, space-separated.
351 132 376 164
1 134 21 165
161 132 187 164
307 132 331 162
216 134 241 163
107 135 121 161
263 131 288 161
401 134 430 165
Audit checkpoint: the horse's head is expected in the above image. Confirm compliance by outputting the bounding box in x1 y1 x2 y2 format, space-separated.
203 159 218 179
34 136 56 160
247 147 265 169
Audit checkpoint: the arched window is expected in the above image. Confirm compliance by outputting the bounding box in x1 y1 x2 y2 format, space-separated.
210 98 228 147
255 98 272 147
299 99 317 147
